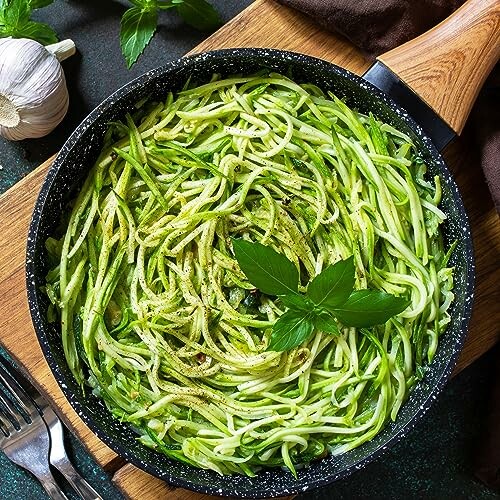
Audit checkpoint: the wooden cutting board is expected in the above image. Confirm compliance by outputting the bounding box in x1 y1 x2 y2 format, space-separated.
0 1 499 498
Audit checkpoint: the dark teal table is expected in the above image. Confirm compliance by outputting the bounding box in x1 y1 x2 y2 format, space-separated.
0 1 498 498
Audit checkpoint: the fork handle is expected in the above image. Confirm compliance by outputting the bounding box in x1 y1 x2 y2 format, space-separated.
53 459 102 500
37 473 69 500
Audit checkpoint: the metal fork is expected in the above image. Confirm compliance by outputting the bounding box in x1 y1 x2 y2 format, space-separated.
0 382 68 499
0 357 102 500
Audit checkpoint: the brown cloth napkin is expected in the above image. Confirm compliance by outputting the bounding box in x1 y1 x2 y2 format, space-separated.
278 0 500 491
277 0 500 211
277 0 464 56
470 68 500 213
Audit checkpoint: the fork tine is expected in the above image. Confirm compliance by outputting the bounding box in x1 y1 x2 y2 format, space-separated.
0 408 17 436
0 389 22 427
0 358 36 417
0 410 10 436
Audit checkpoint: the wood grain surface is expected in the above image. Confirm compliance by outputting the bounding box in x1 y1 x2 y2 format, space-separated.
0 1 498 499
378 0 500 134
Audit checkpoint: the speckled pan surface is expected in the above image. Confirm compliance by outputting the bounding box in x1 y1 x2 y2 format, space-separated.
25 49 474 498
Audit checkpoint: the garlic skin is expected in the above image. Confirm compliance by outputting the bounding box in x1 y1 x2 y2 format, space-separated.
0 38 75 141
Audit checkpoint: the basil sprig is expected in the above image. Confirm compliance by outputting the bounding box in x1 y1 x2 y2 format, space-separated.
232 239 410 352
120 0 220 68
0 0 57 44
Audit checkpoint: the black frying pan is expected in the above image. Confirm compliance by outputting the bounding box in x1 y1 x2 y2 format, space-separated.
25 0 498 497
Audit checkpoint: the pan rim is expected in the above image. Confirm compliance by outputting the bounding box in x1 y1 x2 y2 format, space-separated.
25 47 475 498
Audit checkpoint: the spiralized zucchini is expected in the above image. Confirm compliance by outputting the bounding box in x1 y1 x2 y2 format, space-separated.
44 72 455 476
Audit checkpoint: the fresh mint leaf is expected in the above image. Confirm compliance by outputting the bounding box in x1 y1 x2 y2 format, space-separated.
28 0 53 10
232 239 299 296
279 294 313 312
176 0 220 30
330 290 410 328
307 256 355 308
21 20 57 44
267 310 314 352
120 6 157 69
313 311 339 335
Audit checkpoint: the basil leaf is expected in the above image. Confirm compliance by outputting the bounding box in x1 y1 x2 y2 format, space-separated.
0 25 13 36
331 290 410 328
120 6 157 69
0 0 56 43
307 255 355 308
267 310 314 352
279 294 313 312
232 239 299 296
20 20 57 44
4 0 30 26
29 0 53 10
157 0 182 7
313 311 339 335
128 0 147 7
176 0 220 30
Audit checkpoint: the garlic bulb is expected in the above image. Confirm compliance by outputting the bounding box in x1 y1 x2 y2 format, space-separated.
0 38 76 141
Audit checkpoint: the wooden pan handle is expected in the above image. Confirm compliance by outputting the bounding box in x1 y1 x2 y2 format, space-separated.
378 0 500 135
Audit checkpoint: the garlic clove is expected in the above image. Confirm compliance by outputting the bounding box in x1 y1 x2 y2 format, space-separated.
0 38 75 141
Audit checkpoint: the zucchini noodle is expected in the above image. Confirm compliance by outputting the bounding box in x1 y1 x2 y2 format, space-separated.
44 72 455 476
